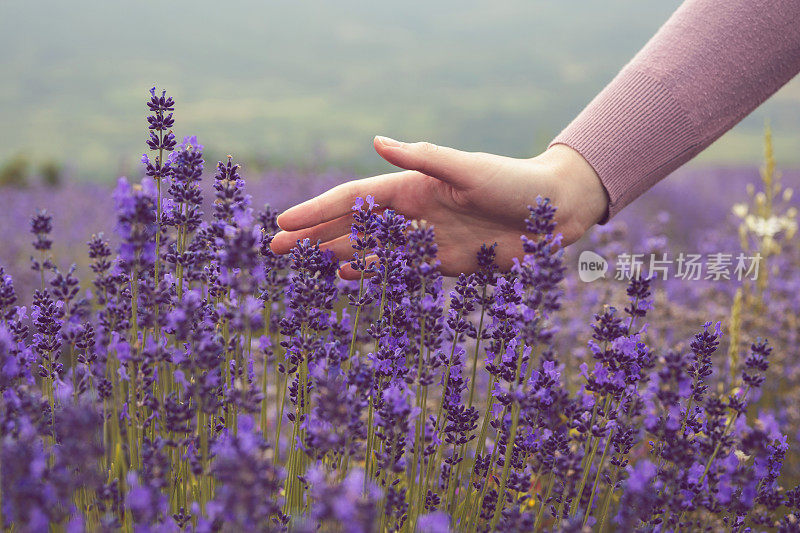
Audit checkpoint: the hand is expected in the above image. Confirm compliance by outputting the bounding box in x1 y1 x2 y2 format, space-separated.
270 137 609 279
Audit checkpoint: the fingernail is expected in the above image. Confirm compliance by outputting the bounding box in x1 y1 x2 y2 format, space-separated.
376 135 402 148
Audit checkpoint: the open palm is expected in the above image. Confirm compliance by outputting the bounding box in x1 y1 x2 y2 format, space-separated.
270 137 606 278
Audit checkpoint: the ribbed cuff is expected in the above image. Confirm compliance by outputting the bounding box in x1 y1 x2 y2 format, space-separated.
549 69 700 221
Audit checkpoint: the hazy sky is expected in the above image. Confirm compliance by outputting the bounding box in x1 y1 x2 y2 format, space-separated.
2 0 798 179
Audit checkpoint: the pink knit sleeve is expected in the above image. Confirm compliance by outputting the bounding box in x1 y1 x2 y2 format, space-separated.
550 0 800 221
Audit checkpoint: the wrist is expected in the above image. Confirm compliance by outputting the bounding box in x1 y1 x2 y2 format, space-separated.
534 144 609 237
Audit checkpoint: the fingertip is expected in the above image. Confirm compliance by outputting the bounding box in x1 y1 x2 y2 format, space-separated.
337 254 380 281
374 135 403 150
269 230 293 254
374 136 407 165
275 205 314 232
337 264 360 281
337 261 380 281
275 212 287 231
275 209 301 232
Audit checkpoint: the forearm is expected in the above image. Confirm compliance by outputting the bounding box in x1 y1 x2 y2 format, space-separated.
550 0 800 221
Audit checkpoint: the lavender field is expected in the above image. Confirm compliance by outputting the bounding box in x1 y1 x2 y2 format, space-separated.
1 89 800 532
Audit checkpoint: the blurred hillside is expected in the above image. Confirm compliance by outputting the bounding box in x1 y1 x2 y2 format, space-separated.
2 0 799 181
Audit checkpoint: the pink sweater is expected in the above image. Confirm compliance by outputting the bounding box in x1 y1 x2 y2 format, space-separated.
550 0 800 221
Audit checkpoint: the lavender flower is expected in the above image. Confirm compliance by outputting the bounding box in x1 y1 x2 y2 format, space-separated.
0 87 795 533
209 416 287 530
114 177 157 272
145 87 176 155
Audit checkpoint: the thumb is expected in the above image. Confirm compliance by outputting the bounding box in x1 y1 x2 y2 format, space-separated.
373 136 477 187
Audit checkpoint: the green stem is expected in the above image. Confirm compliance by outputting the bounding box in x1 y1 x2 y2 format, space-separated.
533 471 556 531
443 441 461 517
346 273 366 368
363 278 389 492
570 393 611 518
260 306 272 438
431 308 465 439
675 386 750 526
488 340 531 530
554 479 567 524
153 133 164 349
597 463 620 532
412 366 430 530
275 363 288 459
363 377 378 494
467 334 507 480
583 428 613 527
489 402 521 530
466 287 488 410
408 298 428 530
468 405 508 531
419 314 467 507
282 401 301 516
378 432 400 533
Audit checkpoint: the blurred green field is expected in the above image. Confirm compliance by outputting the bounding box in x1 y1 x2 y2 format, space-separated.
2 0 799 181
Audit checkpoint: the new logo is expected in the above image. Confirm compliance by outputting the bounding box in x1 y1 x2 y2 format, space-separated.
578 250 608 282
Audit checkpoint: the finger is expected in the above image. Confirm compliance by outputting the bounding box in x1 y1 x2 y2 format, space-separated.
373 135 480 187
276 172 410 232
270 214 352 255
317 234 357 263
338 254 379 281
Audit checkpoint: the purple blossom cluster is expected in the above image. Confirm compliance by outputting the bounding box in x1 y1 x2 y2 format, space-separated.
1 89 799 533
